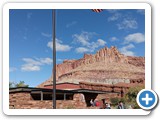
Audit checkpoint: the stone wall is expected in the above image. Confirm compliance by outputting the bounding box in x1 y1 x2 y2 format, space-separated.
9 92 89 109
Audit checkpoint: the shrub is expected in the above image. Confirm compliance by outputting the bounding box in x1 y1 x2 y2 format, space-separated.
124 85 145 109
110 97 119 106
110 85 144 109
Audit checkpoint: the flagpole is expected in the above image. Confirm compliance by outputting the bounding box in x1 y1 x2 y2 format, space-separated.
52 9 56 109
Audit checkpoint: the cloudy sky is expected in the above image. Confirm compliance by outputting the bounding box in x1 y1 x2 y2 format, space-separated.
9 9 145 87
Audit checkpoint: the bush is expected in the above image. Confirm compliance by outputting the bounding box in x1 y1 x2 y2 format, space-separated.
15 81 29 87
110 97 126 108
124 85 145 109
110 97 119 106
9 81 29 88
110 85 144 109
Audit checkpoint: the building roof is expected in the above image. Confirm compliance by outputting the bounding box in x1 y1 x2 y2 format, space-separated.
42 82 80 90
71 89 119 94
46 82 79 85
9 87 118 94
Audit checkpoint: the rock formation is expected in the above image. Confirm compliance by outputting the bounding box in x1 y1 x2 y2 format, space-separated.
37 46 145 88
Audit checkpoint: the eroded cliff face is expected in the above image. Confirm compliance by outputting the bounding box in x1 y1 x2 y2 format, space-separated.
127 56 145 67
56 46 129 78
37 46 145 87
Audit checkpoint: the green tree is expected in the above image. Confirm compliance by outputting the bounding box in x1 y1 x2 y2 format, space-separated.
124 85 144 109
9 81 15 88
15 81 29 87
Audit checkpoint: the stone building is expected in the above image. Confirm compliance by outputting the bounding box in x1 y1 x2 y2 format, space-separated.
9 82 143 109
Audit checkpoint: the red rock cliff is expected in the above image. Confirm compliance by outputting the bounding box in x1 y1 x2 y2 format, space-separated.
37 46 145 87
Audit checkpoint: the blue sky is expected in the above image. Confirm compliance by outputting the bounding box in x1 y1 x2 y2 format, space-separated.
9 9 145 87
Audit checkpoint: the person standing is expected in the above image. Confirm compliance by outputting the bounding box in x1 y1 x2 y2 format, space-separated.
105 103 111 109
90 99 94 107
117 101 124 109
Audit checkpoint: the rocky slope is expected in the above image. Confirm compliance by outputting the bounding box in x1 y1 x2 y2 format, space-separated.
37 46 145 87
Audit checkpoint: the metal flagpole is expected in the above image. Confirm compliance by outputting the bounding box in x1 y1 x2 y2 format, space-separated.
52 9 56 109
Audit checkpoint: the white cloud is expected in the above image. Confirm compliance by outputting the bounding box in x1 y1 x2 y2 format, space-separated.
73 31 106 53
21 64 40 71
47 41 53 49
76 47 91 53
56 42 72 52
107 9 121 22
75 39 106 53
108 13 121 21
107 10 139 30
57 59 63 62
124 33 145 44
110 37 118 42
10 67 17 72
66 21 77 28
137 9 145 15
22 58 42 65
21 57 52 72
72 31 94 47
117 18 138 30
41 32 51 38
119 44 135 56
39 58 52 65
97 39 106 46
47 39 72 52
